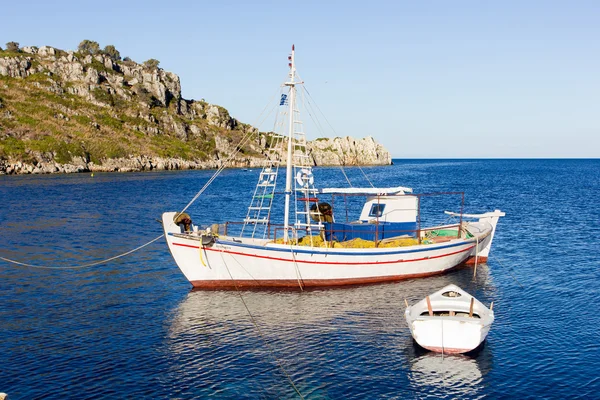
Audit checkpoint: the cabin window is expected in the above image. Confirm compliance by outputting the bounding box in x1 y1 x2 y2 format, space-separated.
369 204 385 217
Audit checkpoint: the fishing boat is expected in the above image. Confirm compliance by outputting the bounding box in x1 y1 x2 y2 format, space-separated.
162 45 505 289
405 284 494 354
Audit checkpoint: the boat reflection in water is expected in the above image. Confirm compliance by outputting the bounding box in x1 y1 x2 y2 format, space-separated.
166 265 495 397
406 345 493 399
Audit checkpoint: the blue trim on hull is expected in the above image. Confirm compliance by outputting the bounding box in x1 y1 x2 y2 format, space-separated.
213 238 475 257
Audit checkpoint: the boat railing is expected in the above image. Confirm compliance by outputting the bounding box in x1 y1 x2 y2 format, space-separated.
321 222 464 246
217 220 465 246
218 221 287 240
322 190 465 237
216 190 466 245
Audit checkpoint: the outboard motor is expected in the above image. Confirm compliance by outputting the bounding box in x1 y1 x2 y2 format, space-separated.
310 202 333 223
173 212 192 232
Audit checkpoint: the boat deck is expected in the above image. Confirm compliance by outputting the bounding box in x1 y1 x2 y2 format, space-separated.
171 229 469 249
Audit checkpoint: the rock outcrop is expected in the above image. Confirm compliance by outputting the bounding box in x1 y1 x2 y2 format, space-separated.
0 44 391 175
308 136 391 166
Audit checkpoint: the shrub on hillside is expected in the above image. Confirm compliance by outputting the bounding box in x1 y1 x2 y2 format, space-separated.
5 42 19 52
143 58 160 70
103 45 121 61
78 40 100 55
122 56 136 67
133 85 160 107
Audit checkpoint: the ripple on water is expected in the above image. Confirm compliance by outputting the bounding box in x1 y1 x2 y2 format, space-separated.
2 160 600 398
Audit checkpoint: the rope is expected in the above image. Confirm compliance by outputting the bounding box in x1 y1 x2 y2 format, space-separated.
223 247 262 285
301 86 375 189
178 91 280 216
1 90 280 271
359 166 375 188
339 167 352 187
288 239 304 291
441 319 445 359
0 234 164 270
219 252 305 399
297 85 354 189
472 236 479 280
3 127 260 271
489 254 525 289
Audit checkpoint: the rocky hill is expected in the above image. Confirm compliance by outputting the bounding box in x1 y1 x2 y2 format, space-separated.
0 42 391 175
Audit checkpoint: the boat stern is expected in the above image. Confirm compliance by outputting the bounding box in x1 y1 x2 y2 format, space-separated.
445 209 505 263
409 318 487 354
474 209 505 258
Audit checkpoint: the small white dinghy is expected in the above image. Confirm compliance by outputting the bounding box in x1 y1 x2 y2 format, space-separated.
405 284 494 354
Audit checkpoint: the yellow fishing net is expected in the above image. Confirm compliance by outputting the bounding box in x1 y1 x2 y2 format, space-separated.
271 235 422 248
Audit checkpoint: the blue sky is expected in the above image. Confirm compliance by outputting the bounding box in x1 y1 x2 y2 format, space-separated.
2 1 598 157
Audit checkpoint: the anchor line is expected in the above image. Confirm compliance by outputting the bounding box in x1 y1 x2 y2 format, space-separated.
0 234 164 270
288 239 305 291
0 89 281 271
489 253 525 289
441 318 445 358
470 235 480 286
218 252 305 400
220 248 262 285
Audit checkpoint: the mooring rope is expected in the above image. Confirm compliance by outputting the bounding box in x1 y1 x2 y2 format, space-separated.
489 253 525 289
178 90 280 216
472 236 479 280
288 240 305 291
0 234 164 270
1 89 280 271
219 252 305 399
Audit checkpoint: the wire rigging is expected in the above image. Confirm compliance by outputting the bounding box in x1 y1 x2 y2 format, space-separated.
301 86 374 188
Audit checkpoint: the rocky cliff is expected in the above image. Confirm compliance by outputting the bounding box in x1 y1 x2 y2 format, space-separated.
0 43 391 175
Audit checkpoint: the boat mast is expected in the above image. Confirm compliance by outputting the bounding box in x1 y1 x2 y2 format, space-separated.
283 44 296 243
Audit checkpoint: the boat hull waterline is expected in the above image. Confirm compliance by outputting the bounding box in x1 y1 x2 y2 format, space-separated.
162 212 494 288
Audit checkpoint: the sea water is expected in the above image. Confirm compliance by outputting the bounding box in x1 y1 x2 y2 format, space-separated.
1 159 599 399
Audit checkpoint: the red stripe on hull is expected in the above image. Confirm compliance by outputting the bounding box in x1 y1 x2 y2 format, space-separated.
189 265 462 289
173 242 475 266
421 345 477 354
173 242 201 249
464 256 488 265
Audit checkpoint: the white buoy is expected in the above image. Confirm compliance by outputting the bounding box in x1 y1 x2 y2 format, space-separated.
0 392 8 400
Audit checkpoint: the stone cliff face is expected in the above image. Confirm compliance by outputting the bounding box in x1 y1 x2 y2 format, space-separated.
0 45 391 174
308 136 392 166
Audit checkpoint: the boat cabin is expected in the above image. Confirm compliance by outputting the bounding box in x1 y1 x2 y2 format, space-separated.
319 187 419 242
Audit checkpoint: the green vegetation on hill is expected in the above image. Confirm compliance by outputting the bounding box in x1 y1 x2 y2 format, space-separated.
0 40 391 173
0 40 260 168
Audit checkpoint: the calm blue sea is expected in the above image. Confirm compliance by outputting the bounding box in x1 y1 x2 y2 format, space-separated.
1 159 599 399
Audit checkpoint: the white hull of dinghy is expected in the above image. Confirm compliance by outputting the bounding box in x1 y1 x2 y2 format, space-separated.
405 284 494 354
408 318 492 354
162 213 493 289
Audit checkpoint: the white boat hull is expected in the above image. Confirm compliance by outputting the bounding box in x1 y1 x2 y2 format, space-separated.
405 284 494 354
408 318 491 354
162 213 493 289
